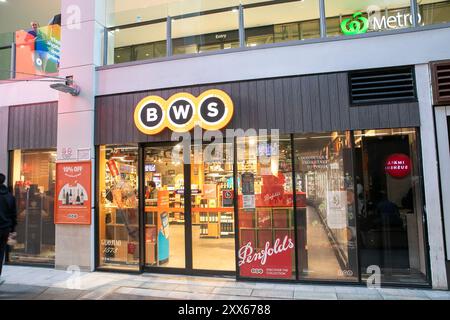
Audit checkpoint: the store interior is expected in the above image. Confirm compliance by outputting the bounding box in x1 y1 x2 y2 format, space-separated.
97 130 428 283
98 144 236 271
354 129 428 284
9 149 57 265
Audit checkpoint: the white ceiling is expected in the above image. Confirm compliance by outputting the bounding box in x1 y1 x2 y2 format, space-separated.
0 0 60 34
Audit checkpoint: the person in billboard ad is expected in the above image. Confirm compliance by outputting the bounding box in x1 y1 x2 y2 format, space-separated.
15 19 61 78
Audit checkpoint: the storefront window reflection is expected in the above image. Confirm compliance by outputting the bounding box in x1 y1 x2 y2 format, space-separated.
190 142 236 271
98 145 139 270
354 128 428 284
419 1 450 26
245 0 320 46
237 136 296 280
325 0 412 37
10 150 56 265
144 144 185 269
294 132 358 281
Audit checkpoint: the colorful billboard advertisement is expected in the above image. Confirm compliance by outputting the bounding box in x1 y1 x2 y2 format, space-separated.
55 161 92 225
15 24 61 79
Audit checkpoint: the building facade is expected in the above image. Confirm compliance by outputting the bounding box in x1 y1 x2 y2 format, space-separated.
0 0 449 290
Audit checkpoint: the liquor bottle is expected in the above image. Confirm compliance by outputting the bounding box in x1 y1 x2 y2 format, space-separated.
80 190 84 205
64 189 68 205
76 189 81 205
107 159 119 177
69 189 73 205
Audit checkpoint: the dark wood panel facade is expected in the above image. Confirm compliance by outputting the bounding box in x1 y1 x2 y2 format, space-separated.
95 72 420 145
8 102 58 150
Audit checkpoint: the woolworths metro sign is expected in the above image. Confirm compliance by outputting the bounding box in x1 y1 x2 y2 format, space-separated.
341 11 422 35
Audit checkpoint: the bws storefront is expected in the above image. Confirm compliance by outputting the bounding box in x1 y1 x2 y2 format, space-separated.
95 67 430 286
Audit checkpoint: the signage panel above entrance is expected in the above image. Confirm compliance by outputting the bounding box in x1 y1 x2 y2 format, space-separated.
134 89 234 135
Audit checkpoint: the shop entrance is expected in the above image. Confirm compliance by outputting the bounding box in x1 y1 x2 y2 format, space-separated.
142 142 236 274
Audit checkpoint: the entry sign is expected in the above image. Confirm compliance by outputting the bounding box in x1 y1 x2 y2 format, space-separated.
55 161 92 225
385 153 411 178
134 89 234 135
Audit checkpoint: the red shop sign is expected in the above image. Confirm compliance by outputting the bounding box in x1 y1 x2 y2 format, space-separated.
238 235 294 279
385 153 411 178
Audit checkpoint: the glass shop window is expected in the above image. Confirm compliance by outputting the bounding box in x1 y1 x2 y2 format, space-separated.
236 135 296 280
293 132 358 281
354 128 428 285
98 145 139 270
325 0 413 37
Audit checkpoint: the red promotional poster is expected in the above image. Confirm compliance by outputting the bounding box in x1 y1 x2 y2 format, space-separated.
385 153 411 178
238 235 294 279
55 162 91 225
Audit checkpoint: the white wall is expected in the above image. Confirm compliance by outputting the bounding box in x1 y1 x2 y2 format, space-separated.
0 81 58 108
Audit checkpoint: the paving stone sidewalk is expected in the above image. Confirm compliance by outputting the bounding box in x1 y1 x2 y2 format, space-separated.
1 266 449 300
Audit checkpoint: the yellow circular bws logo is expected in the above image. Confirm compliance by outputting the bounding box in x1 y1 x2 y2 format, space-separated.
134 89 234 135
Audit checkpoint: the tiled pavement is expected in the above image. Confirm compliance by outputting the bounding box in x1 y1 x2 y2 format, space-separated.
1 266 450 300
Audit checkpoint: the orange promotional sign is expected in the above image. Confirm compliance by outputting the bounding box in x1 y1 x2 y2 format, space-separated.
157 190 170 208
55 161 91 225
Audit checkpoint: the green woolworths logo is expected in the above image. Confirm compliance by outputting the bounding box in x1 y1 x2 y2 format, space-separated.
341 12 369 35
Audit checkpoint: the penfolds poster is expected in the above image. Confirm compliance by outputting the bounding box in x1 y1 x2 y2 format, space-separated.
238 235 294 279
55 161 91 225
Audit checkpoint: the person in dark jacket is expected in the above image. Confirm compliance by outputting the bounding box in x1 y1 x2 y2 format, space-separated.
0 173 17 284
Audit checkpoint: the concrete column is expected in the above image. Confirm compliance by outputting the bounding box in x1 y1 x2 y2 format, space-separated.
435 105 450 288
55 0 107 272
415 64 448 289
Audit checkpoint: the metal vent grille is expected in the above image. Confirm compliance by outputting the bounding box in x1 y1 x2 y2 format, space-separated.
349 66 417 105
431 61 450 106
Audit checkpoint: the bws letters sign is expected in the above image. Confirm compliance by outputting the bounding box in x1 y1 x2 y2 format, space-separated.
134 89 234 135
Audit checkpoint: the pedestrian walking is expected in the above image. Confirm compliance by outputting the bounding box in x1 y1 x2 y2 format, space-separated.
0 173 17 285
